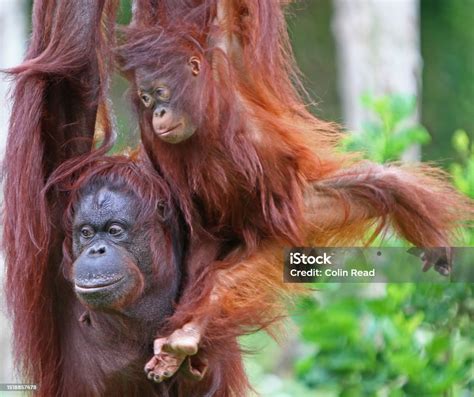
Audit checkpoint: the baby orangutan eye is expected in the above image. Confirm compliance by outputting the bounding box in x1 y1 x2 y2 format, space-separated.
155 86 171 101
139 92 154 108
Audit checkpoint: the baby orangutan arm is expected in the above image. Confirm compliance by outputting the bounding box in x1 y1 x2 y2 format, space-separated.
304 162 469 246
304 161 471 273
144 243 303 383
144 162 472 383
145 323 206 383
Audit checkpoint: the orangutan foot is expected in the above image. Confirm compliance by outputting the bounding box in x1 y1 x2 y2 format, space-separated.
145 322 206 383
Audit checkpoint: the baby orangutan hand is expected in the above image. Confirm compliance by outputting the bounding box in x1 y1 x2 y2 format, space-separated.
420 247 453 276
144 322 207 383
408 247 453 276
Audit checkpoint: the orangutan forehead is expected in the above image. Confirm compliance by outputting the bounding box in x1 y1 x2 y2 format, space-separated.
135 68 157 83
135 69 169 88
137 79 169 92
75 188 138 224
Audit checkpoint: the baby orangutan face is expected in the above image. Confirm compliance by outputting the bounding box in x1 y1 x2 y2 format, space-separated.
136 57 201 144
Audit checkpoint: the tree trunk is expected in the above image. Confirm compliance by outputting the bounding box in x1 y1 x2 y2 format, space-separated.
333 0 422 160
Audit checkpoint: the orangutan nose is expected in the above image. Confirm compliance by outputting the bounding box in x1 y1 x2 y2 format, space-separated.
155 109 165 118
154 106 168 119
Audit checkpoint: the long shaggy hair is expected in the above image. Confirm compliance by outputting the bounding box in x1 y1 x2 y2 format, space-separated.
118 0 472 250
2 1 119 395
3 1 473 396
118 2 346 252
118 3 473 379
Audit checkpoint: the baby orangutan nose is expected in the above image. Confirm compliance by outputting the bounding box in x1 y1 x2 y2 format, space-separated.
152 107 177 134
152 106 178 137
154 106 168 122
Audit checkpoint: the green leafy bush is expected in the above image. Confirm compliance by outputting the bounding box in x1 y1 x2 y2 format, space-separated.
294 284 473 396
291 96 473 396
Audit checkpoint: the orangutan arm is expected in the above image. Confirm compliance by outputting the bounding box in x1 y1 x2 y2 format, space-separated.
144 242 302 383
303 162 472 248
145 162 473 383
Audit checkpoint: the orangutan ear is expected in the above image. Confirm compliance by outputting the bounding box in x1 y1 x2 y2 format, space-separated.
188 56 201 76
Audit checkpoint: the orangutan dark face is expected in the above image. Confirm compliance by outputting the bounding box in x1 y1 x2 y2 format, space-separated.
72 187 150 310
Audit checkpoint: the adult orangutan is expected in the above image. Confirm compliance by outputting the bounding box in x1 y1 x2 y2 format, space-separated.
2 1 247 395
118 0 474 382
45 157 196 397
8 149 258 397
2 1 296 395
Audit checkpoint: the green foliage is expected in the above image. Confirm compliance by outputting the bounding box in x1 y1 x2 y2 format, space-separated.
287 0 341 122
450 129 474 199
294 284 474 396
449 129 474 245
243 331 316 397
342 94 431 163
117 0 132 25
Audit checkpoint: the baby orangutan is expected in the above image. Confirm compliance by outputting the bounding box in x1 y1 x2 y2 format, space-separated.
117 0 473 386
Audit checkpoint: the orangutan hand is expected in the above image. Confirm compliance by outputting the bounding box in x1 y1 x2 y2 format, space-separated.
408 247 453 276
420 247 453 276
144 322 206 383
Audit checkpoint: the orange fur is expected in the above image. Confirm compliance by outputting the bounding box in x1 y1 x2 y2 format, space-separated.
119 5 473 395
3 1 473 396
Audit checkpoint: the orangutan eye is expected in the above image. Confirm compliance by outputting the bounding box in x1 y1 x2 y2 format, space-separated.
155 86 171 101
80 226 94 239
108 224 123 236
139 92 153 108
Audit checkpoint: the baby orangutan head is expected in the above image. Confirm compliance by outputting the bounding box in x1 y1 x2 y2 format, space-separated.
135 56 201 144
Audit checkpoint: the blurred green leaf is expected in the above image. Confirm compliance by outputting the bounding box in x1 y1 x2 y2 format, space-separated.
452 129 470 156
343 94 431 163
